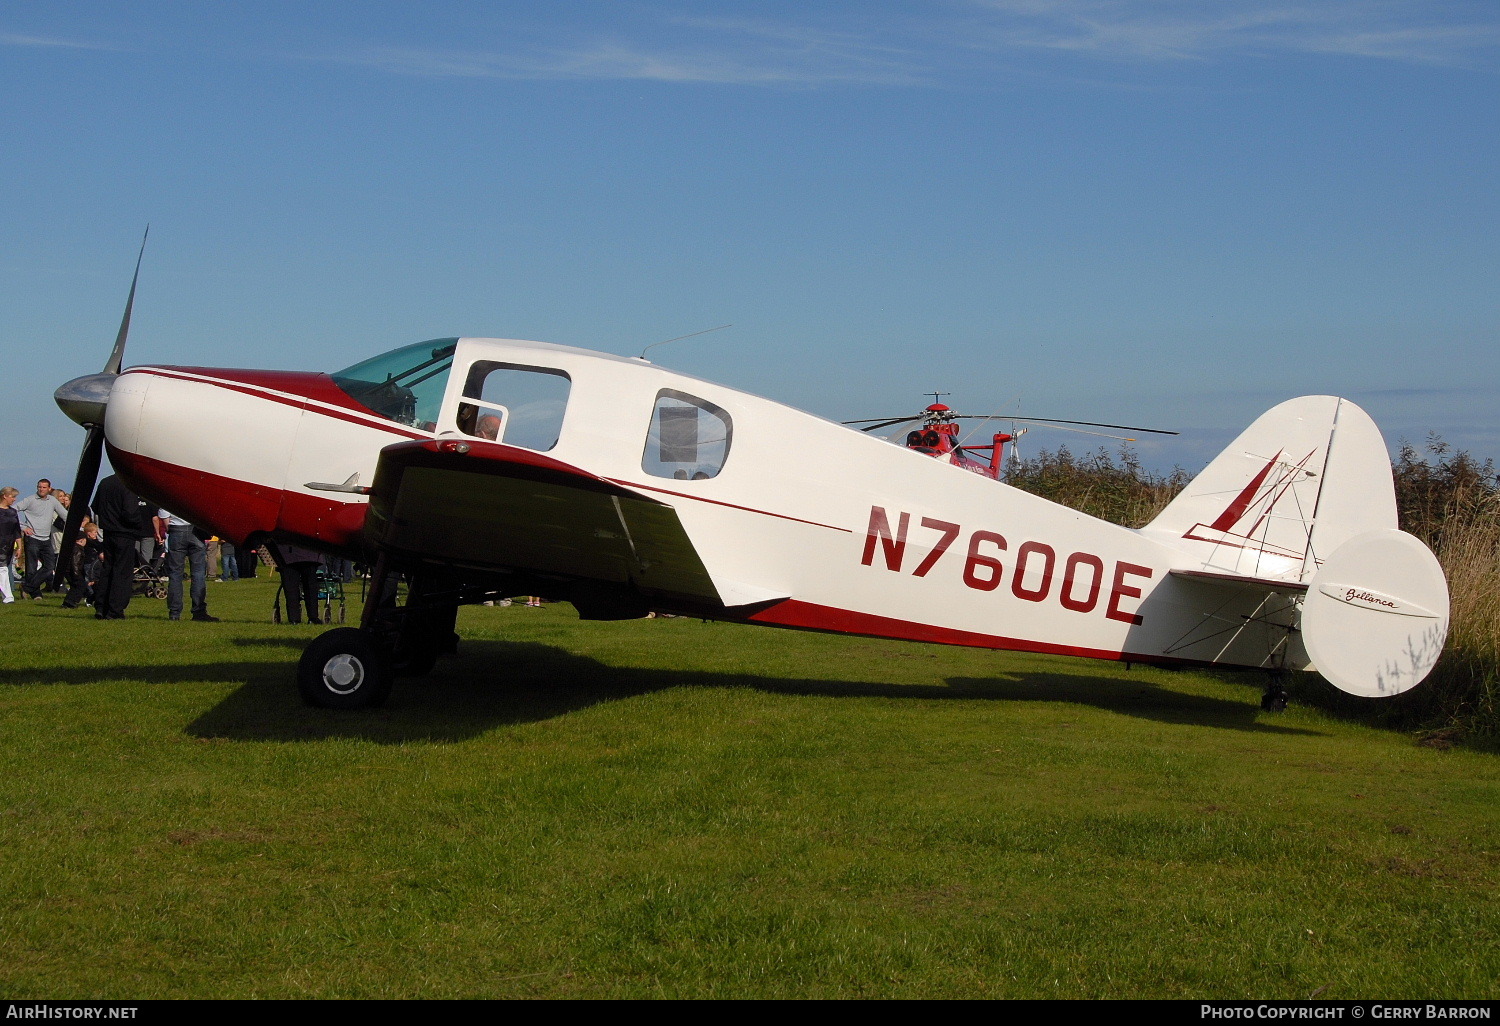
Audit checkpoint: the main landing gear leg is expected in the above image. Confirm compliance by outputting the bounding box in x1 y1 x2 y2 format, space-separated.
385 569 460 679
297 555 461 708
298 553 398 709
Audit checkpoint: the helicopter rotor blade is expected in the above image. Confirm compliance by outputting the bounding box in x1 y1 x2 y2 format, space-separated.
845 416 922 433
946 413 1177 436
1028 423 1138 442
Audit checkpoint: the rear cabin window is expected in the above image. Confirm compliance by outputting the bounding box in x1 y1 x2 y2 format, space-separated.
642 390 732 480
458 362 571 451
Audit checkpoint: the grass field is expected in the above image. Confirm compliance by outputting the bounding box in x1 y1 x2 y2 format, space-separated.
1 578 1497 999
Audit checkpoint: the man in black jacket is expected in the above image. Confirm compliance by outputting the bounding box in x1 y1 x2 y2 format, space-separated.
90 474 156 620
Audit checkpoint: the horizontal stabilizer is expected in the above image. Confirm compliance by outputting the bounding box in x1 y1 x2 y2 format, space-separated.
1169 569 1308 593
1301 530 1449 697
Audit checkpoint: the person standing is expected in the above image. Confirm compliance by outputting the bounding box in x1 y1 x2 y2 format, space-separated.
158 509 220 622
14 479 67 599
52 491 90 600
277 543 324 625
49 491 69 554
0 487 22 605
90 474 155 620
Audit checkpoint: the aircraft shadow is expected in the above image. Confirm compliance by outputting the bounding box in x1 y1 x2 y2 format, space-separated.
174 637 1318 744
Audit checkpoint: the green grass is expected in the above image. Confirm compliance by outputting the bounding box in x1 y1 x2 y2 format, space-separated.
1 579 1497 998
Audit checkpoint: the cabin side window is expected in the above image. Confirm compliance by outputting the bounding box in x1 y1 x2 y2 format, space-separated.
642 390 732 480
458 362 571 451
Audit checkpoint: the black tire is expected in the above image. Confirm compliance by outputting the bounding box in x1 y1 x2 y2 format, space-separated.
297 627 393 709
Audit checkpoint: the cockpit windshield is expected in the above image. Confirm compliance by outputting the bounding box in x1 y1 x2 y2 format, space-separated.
330 339 457 429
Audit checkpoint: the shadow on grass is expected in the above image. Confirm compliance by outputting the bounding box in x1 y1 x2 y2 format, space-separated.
171 637 1319 744
230 637 315 650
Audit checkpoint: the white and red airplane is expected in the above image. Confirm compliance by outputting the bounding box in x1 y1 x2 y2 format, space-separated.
53 242 1450 709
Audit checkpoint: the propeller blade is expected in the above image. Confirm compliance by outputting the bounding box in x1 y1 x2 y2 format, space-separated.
103 226 148 375
52 229 149 588
52 425 105 590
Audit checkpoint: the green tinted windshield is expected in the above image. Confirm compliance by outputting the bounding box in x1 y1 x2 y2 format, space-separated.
331 339 457 429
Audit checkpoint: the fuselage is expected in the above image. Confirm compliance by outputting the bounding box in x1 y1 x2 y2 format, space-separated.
102 337 1304 671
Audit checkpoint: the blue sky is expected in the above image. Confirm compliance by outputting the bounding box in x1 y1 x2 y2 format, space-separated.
3 0 1497 490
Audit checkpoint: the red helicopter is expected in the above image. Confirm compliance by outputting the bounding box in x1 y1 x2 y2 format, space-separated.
843 394 1180 481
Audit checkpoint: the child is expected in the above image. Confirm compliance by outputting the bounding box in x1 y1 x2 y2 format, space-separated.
62 523 105 609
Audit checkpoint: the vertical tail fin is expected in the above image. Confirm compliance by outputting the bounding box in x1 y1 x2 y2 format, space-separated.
1141 396 1397 583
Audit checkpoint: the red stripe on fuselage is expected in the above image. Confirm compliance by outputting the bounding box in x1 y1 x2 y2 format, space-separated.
611 480 854 533
131 367 429 439
746 598 1195 667
109 446 369 553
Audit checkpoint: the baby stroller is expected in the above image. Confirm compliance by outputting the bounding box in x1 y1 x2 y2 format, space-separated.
272 564 347 624
132 549 167 599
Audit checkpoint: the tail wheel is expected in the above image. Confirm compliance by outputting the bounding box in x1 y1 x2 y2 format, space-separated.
297 627 393 709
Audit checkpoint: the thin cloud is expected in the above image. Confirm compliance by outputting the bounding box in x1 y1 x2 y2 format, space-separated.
1357 385 1500 400
963 0 1500 66
323 17 927 88
0 32 119 52
308 2 1498 88
330 40 922 86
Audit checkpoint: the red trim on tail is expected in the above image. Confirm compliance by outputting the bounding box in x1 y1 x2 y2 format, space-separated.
1207 450 1282 533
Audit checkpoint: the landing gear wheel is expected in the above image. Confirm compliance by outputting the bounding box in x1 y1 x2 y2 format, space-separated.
298 627 393 709
1261 682 1289 713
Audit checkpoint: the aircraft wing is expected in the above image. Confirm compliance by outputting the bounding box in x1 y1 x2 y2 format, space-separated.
363 438 729 609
